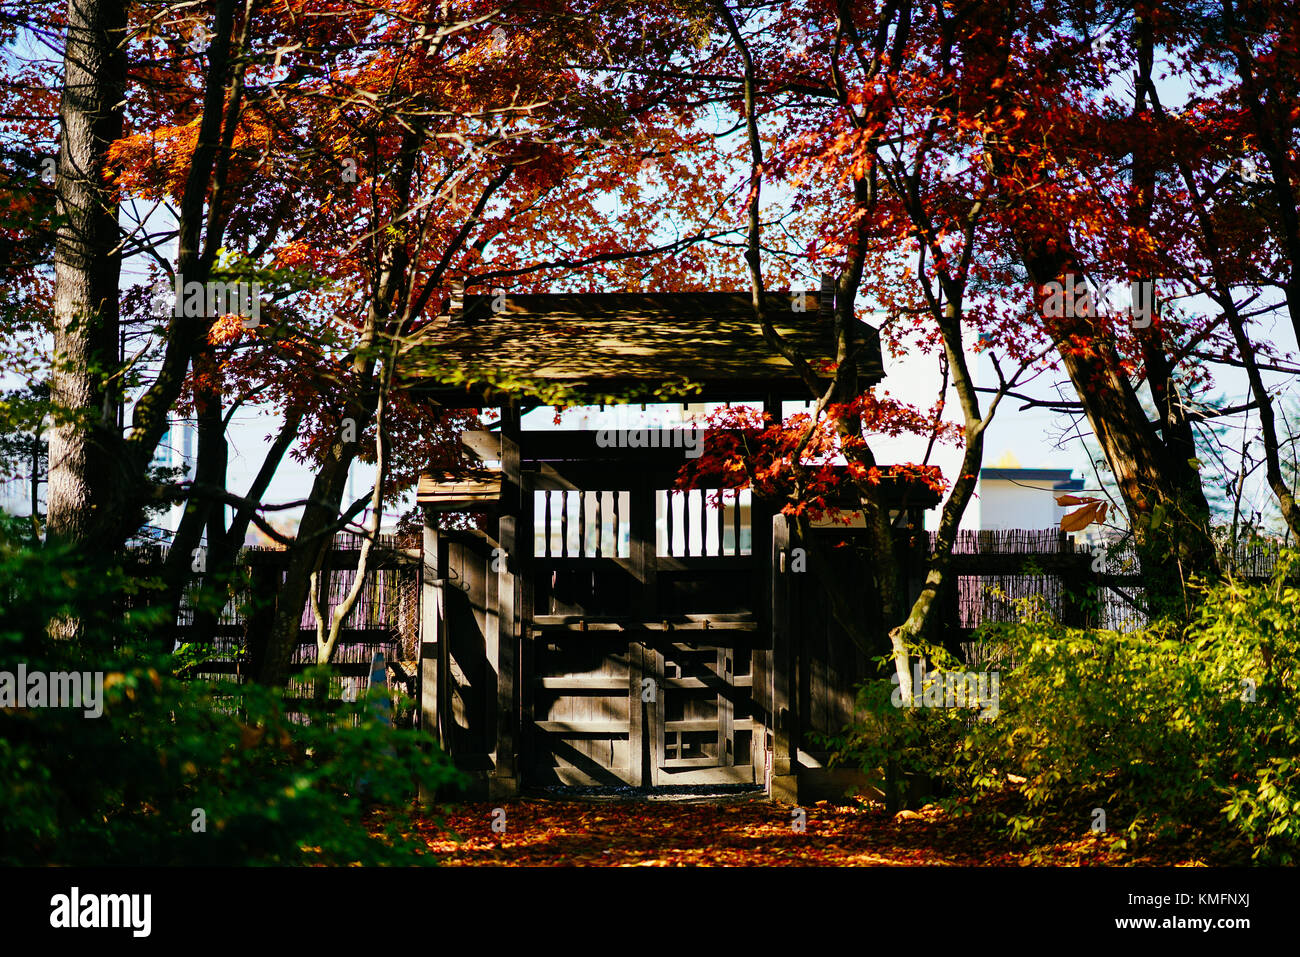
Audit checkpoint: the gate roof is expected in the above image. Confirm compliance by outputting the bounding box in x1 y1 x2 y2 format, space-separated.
400 291 885 405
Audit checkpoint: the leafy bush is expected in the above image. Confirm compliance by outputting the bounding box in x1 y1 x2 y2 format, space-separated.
824 553 1300 862
0 529 465 865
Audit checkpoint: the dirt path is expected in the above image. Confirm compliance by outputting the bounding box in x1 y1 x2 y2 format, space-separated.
392 797 1220 866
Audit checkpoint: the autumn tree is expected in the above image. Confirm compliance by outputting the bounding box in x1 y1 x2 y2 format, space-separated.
85 0 741 683
621 0 1050 693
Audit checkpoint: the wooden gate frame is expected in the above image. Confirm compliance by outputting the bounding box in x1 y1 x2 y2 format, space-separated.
417 406 936 802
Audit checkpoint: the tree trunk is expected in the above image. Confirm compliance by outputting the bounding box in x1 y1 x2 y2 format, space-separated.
255 437 361 685
46 0 130 558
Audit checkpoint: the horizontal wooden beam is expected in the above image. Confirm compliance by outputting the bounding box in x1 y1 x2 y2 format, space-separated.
534 720 629 734
663 676 753 690
542 767 636 786
532 614 758 634
535 677 630 691
664 718 754 732
662 756 735 768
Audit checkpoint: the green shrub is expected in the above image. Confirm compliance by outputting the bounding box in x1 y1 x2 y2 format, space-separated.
823 553 1300 862
0 529 465 865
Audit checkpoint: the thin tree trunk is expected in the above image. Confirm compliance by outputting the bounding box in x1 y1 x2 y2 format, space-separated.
186 406 306 654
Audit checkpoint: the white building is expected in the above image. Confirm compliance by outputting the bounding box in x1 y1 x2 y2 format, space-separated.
977 465 1088 532
137 416 197 541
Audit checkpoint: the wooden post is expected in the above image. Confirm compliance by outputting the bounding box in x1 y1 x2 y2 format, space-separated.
492 406 523 799
628 639 647 787
418 515 443 805
770 512 798 803
243 552 278 684
1060 533 1095 628
518 470 536 785
628 482 659 786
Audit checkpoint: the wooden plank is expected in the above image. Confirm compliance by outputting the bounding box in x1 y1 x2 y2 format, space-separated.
537 676 630 691
485 526 501 756
519 470 536 782
417 467 502 507
699 489 709 555
770 512 796 799
665 490 675 557
654 766 756 785
419 521 442 756
494 411 522 794
666 718 754 732
682 489 690 556
662 675 753 690
405 292 886 404
578 489 587 557
612 491 621 558
560 489 569 558
720 646 734 767
460 430 500 462
542 490 552 558
662 756 725 768
631 484 659 785
534 721 630 734
732 489 741 557
948 554 1094 575
530 619 758 634
545 767 636 786
534 612 757 624
644 554 759 572
717 489 725 556
627 639 645 787
532 613 756 629
644 641 664 786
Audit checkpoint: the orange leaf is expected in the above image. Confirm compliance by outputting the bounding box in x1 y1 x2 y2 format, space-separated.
1061 502 1102 532
1055 494 1098 506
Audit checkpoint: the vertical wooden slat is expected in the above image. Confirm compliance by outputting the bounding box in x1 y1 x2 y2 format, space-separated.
720 646 733 767
699 488 708 556
768 506 796 801
682 490 690 557
560 490 569 558
519 472 536 784
628 639 644 786
646 643 663 784
578 489 587 557
484 531 500 756
665 490 674 558
734 489 743 556
629 483 659 784
543 490 552 558
595 490 604 558
494 408 522 797
418 521 443 772
716 488 725 557
612 490 621 558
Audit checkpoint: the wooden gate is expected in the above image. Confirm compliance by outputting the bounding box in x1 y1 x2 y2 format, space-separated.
529 629 758 786
527 484 762 787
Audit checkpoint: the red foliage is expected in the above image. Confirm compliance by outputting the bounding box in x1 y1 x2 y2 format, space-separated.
677 398 953 521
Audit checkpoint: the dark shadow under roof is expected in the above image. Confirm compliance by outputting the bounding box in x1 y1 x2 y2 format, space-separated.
980 468 1077 482
399 291 885 405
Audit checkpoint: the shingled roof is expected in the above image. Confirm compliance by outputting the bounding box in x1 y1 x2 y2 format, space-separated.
399 291 885 405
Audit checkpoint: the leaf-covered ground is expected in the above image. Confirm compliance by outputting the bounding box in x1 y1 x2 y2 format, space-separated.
380 796 1236 866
